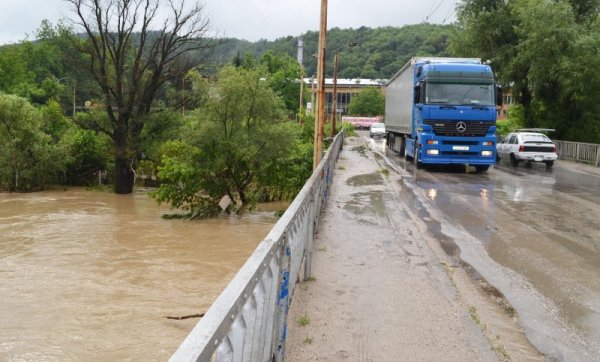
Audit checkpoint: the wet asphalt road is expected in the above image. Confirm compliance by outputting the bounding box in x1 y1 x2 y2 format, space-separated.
365 133 600 361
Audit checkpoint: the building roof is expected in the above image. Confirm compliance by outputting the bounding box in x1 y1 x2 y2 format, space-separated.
303 78 387 86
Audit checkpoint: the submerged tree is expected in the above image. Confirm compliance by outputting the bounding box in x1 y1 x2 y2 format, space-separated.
65 0 213 193
152 65 304 217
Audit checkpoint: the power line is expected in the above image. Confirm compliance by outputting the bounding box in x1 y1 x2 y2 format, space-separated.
424 0 446 23
424 0 439 22
442 7 457 24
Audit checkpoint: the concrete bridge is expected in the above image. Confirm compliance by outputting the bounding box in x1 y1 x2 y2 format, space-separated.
171 132 600 361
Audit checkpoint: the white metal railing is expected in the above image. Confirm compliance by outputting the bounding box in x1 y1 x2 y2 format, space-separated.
170 131 344 362
554 140 600 167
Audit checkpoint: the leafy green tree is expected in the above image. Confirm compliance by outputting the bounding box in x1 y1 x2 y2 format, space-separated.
453 0 600 142
0 93 66 191
260 51 303 115
60 128 112 185
348 87 385 116
152 66 301 217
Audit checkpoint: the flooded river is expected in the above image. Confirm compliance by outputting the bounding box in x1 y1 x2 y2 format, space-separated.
0 188 280 360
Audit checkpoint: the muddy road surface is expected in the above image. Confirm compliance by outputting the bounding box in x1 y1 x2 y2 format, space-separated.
367 134 600 360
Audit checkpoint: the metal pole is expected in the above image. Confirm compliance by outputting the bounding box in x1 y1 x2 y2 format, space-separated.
313 0 328 170
311 76 315 114
72 81 76 116
331 51 339 138
299 66 304 124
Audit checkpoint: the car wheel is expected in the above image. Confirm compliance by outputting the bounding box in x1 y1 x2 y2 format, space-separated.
510 154 519 166
475 165 490 173
545 160 554 168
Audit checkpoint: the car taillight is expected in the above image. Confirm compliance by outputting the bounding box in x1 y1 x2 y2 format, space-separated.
519 145 525 152
552 145 557 153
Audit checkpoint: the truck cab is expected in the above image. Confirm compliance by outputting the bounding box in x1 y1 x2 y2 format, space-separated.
411 61 500 171
385 57 501 172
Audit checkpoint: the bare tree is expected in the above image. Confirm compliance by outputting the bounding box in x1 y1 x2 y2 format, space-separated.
66 0 213 193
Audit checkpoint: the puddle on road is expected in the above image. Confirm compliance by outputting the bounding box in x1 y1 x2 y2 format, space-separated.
346 172 383 186
343 191 386 223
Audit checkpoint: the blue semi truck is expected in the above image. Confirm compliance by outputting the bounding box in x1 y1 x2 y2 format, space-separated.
385 57 502 172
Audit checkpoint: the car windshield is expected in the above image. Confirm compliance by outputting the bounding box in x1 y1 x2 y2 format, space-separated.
522 134 552 143
426 83 495 106
371 123 384 129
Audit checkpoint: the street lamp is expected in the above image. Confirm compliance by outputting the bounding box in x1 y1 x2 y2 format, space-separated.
331 42 358 137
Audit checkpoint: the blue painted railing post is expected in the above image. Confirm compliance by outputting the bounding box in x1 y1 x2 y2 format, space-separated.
273 239 291 361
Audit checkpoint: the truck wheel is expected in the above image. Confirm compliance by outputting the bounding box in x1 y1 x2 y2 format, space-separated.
399 137 406 157
415 145 422 169
475 165 490 173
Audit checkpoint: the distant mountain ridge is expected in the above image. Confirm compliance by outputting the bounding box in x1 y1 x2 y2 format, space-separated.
205 23 457 79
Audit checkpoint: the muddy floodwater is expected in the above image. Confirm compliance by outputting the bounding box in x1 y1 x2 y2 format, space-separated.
0 188 280 360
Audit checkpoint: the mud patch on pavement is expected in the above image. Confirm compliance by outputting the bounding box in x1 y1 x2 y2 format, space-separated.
351 145 367 157
347 172 383 186
343 191 386 220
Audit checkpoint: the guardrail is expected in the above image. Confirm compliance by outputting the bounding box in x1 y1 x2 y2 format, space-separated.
170 131 345 362
554 140 600 167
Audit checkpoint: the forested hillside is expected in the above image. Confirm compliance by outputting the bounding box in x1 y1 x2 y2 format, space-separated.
205 23 457 79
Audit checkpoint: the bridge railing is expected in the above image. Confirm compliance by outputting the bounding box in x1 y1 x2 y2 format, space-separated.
170 131 345 362
554 140 600 167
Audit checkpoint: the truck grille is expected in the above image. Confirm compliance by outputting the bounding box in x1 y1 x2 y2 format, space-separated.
424 120 493 137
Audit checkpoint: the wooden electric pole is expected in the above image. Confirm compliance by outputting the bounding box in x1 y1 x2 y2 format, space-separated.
331 51 339 138
313 0 328 170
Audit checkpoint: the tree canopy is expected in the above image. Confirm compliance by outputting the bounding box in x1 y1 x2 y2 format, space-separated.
452 0 600 142
348 87 385 116
151 65 310 217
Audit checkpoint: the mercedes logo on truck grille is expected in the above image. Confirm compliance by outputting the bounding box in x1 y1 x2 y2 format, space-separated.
456 122 467 133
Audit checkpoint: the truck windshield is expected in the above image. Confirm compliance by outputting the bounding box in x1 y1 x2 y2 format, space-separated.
425 83 495 106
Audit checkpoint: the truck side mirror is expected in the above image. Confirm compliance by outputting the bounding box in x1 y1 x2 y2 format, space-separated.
495 85 503 106
414 83 422 104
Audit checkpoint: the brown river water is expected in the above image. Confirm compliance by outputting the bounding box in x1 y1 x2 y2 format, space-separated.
0 188 281 361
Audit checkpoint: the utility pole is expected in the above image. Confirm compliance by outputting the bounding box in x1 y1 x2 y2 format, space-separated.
331 51 339 138
313 0 328 170
331 42 356 138
297 40 304 124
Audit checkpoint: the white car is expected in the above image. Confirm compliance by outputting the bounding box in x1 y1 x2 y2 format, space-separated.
497 131 558 168
369 122 386 138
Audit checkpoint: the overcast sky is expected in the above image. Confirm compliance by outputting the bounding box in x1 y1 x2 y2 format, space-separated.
0 0 458 45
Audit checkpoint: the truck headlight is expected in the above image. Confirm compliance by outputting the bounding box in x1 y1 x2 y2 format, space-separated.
427 149 439 155
481 151 493 156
